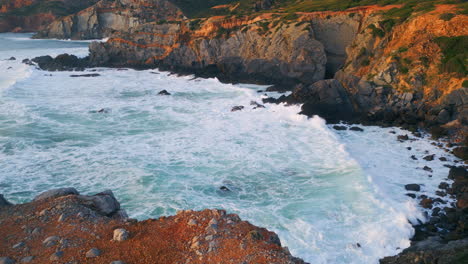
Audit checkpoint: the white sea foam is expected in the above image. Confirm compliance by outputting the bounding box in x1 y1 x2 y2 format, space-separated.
0 33 459 263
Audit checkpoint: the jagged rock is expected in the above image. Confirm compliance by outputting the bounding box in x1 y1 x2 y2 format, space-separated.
34 188 79 201
79 190 121 216
32 54 88 71
296 79 356 123
423 155 435 161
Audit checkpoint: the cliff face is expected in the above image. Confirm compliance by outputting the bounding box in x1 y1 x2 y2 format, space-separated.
34 0 185 40
0 0 99 32
89 16 327 86
0 188 305 264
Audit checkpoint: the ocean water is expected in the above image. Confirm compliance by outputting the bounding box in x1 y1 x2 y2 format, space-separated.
0 33 458 263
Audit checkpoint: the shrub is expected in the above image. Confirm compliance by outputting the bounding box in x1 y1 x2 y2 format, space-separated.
440 13 455 21
434 36 468 76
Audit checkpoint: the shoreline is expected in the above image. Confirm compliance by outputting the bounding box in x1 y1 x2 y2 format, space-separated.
0 47 468 262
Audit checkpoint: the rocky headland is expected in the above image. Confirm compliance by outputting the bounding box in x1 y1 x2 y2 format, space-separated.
4 0 468 263
0 188 304 264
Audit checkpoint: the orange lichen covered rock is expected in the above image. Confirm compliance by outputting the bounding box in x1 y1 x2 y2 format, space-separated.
0 189 304 264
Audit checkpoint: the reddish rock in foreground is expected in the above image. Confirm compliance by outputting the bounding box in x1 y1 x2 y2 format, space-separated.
0 189 305 264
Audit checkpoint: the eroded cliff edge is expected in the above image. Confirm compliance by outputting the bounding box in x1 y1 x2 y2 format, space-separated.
0 188 305 264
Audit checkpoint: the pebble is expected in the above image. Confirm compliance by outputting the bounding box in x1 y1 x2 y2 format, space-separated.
86 248 101 258
113 228 129 242
43 236 60 247
12 242 25 249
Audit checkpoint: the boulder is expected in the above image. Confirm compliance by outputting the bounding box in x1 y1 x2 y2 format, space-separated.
113 228 129 242
86 248 101 258
79 190 120 216
405 184 421 192
33 188 79 202
0 257 15 264
158 90 171 95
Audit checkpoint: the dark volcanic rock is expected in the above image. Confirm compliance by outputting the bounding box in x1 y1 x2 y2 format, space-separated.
397 135 409 141
405 184 421 192
231 106 245 112
423 155 435 161
32 54 89 71
349 126 364 132
453 147 468 161
158 90 171 95
70 74 100 77
333 125 347 131
297 79 356 123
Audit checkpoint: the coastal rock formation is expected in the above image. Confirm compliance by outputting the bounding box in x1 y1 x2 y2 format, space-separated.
34 0 184 39
0 0 99 32
0 189 305 264
88 18 327 86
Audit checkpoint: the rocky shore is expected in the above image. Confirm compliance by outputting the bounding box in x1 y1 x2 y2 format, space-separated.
0 188 304 264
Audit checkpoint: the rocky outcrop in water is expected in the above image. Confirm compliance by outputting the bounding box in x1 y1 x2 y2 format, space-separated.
33 0 184 40
0 188 304 264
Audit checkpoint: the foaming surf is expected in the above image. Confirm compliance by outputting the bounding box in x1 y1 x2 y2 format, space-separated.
0 33 459 263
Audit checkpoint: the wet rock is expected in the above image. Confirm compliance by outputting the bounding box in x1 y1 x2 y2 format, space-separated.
439 157 448 161
0 257 15 264
250 101 265 109
333 125 347 131
219 186 230 192
423 155 435 161
297 80 356 123
0 194 12 207
406 193 416 199
86 248 101 258
452 147 468 161
32 54 87 71
158 90 171 95
397 135 409 141
231 106 244 112
50 251 63 261
420 198 434 209
423 166 433 173
405 184 421 192
411 155 418 160
42 236 60 247
113 228 129 242
439 182 449 189
7 57 16 61
349 126 364 132
33 188 79 201
70 73 100 77
407 147 412 150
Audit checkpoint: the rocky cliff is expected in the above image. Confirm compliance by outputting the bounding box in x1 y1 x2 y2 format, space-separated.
0 0 99 32
0 188 304 264
34 0 185 40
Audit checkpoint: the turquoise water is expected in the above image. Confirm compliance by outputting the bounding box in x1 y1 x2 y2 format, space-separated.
0 33 457 263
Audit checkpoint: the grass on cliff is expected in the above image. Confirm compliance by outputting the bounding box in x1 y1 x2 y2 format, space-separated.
5 0 98 17
434 36 468 76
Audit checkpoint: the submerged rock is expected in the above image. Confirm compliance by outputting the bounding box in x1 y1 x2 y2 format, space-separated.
158 90 171 95
405 184 421 192
231 106 245 112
